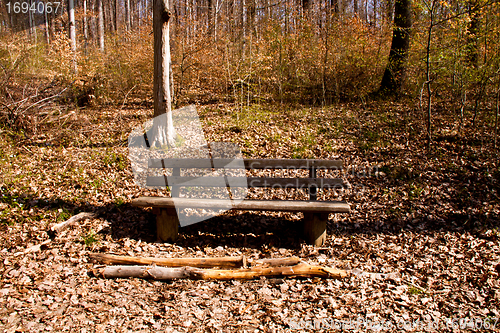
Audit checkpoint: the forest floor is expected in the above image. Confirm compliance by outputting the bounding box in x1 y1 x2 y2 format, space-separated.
1 100 500 332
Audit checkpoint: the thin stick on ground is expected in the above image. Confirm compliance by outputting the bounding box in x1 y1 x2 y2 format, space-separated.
50 212 96 236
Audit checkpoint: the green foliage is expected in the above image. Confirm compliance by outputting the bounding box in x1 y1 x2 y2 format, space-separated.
56 209 71 222
81 229 99 246
408 286 425 295
103 151 127 171
114 196 125 208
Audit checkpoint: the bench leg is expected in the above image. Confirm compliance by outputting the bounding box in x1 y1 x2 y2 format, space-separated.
156 208 179 242
303 212 328 246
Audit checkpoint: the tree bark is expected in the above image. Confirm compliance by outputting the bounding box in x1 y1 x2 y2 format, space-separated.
378 0 412 95
150 0 177 147
89 253 303 268
466 0 479 67
96 263 349 280
126 0 132 31
98 0 105 51
68 0 77 74
50 212 96 235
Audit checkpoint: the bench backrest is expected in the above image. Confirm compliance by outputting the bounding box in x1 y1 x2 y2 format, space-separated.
147 158 344 201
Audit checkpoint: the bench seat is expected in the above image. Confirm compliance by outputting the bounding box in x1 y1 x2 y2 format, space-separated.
132 197 350 213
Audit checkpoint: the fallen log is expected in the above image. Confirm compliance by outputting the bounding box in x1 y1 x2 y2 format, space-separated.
50 212 96 235
89 253 247 268
95 263 348 280
89 253 301 268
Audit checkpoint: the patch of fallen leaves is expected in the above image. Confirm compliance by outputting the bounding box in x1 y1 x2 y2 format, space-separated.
0 101 499 331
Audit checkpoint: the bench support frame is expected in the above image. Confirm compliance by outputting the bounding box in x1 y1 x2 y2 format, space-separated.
154 208 179 242
303 212 328 246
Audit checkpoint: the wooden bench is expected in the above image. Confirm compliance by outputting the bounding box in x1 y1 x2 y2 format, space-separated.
131 158 350 246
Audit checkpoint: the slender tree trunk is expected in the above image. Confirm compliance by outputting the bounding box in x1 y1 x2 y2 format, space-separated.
68 0 77 74
331 0 339 14
207 0 213 35
150 0 177 147
83 0 88 52
98 0 105 51
45 7 50 45
423 0 436 148
126 0 132 30
378 0 412 95
114 0 118 32
494 80 499 150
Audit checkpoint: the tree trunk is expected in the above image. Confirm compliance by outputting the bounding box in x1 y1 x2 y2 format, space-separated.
378 0 412 95
98 0 105 51
114 0 118 32
466 0 479 67
83 0 88 52
150 0 177 147
44 6 50 45
68 0 77 74
126 0 132 31
207 0 213 35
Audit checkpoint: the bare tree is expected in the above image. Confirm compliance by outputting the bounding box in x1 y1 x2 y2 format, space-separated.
98 0 105 51
68 0 77 73
149 0 177 147
126 0 132 31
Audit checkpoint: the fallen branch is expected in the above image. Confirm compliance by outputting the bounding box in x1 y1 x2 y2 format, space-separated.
50 212 96 236
94 263 348 280
89 253 247 268
89 253 301 269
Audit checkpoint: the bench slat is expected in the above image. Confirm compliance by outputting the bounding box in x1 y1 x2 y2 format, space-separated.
148 158 343 170
146 176 344 188
131 197 350 213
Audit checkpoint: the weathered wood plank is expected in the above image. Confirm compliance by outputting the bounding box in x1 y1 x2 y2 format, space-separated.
146 176 344 188
131 197 350 213
149 158 343 170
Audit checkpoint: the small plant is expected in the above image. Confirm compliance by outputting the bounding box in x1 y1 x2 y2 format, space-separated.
91 179 103 189
175 134 185 147
82 229 99 246
56 209 71 222
103 151 127 171
408 286 424 295
114 196 125 207
408 183 424 200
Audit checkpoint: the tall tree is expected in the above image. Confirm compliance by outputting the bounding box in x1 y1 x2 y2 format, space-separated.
126 0 132 31
378 0 412 95
68 0 77 73
150 0 177 147
98 0 105 51
466 0 480 67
